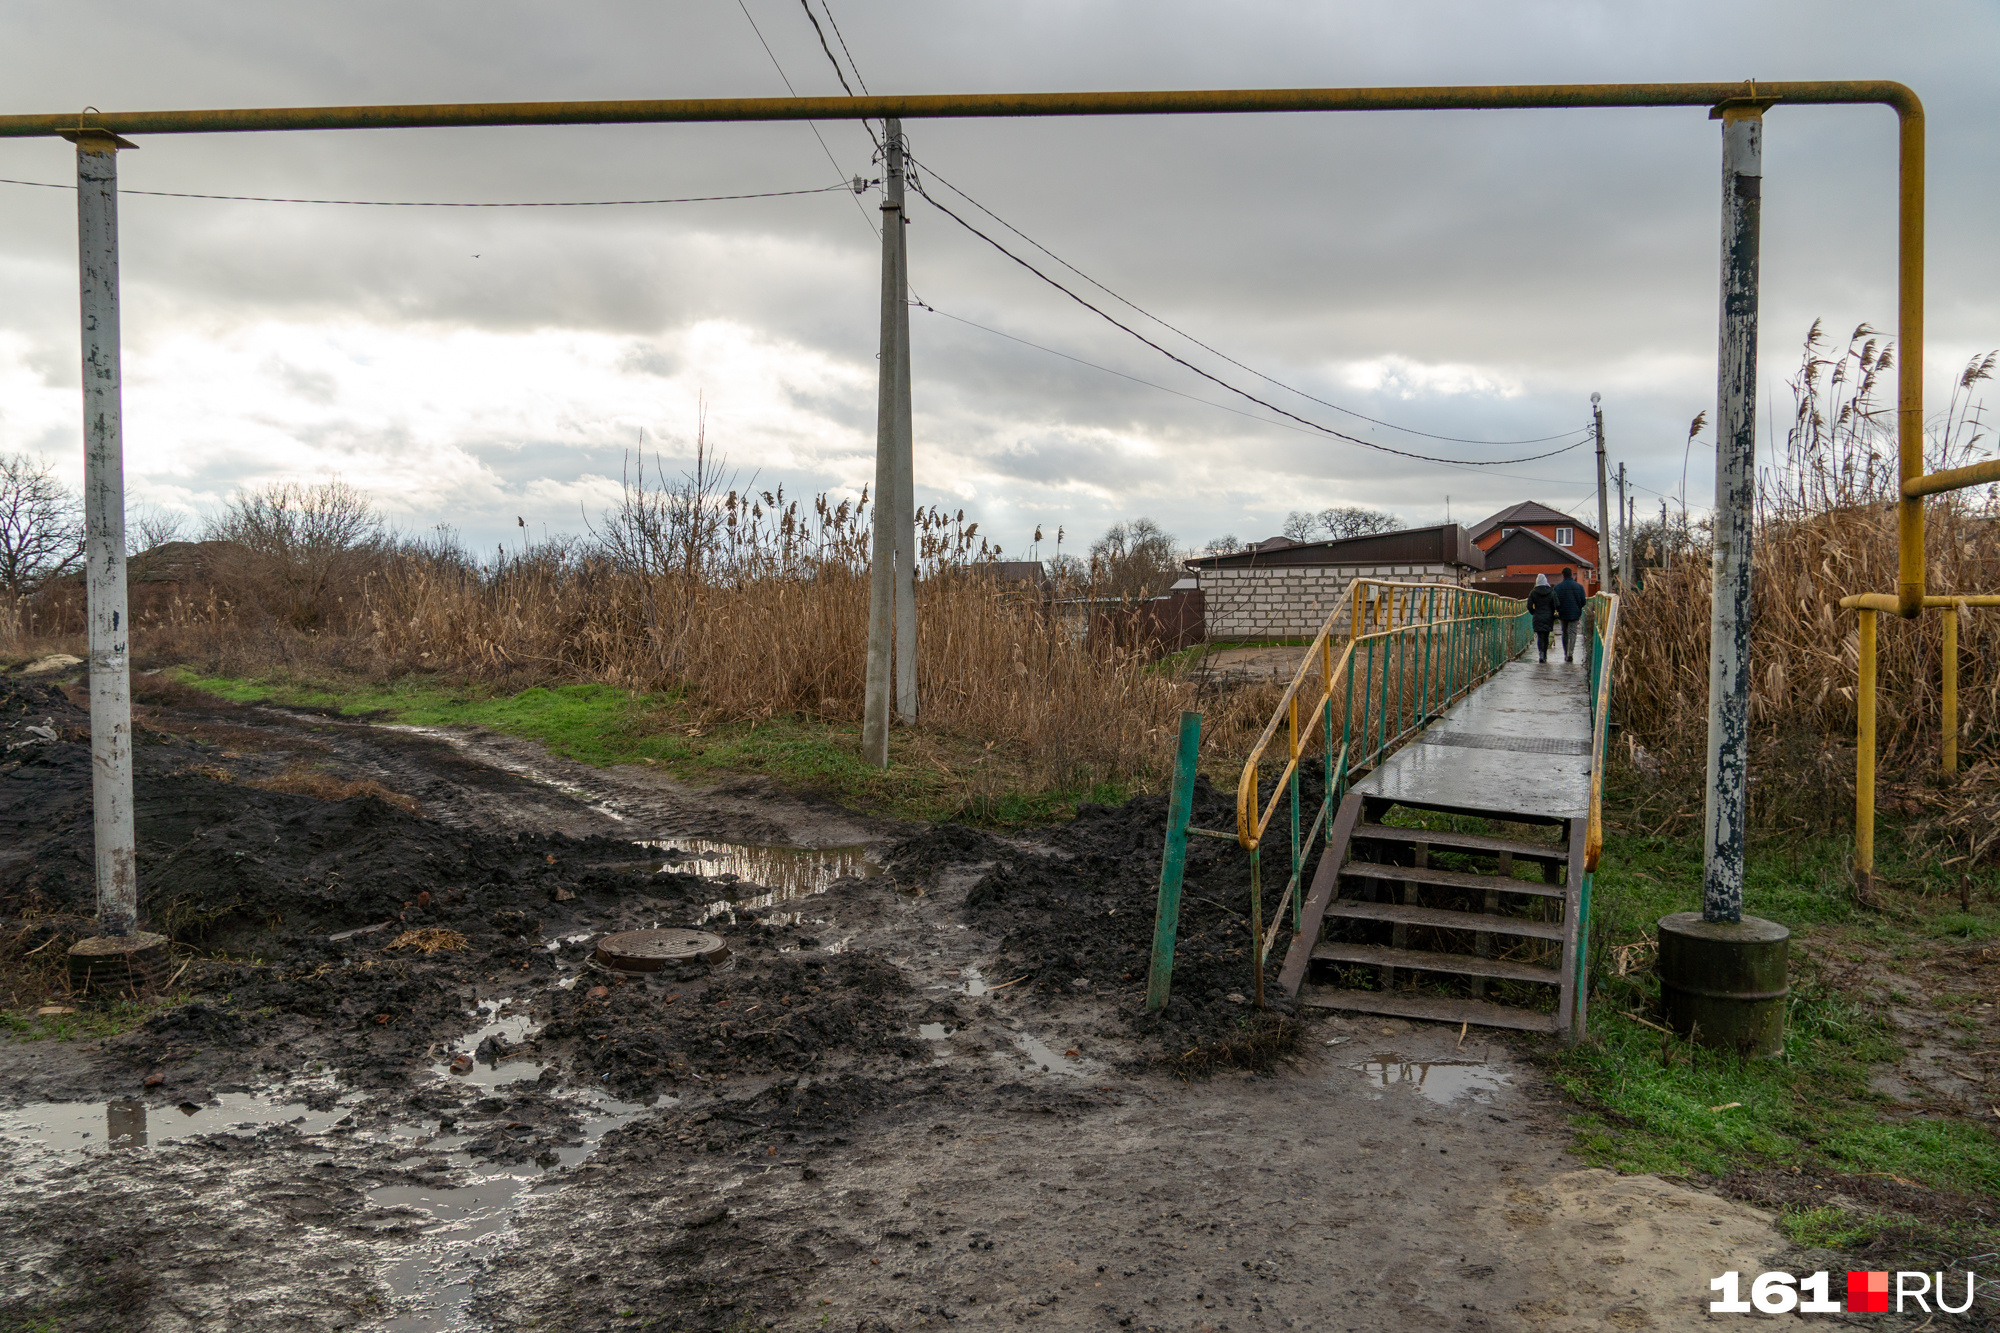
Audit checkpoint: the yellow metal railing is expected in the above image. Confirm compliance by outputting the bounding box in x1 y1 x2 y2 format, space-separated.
1841 591 2000 891
1227 580 1531 982
1583 592 1621 874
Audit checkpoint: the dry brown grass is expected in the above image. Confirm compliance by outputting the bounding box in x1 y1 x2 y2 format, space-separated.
247 764 422 815
387 928 468 954
1614 322 2000 838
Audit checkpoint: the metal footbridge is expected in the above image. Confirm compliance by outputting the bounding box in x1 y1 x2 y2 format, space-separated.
1146 579 1617 1040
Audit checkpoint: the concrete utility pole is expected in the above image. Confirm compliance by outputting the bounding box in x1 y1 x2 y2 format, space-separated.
1615 462 1629 589
863 118 916 765
1592 394 1609 591
64 129 167 991
76 132 136 933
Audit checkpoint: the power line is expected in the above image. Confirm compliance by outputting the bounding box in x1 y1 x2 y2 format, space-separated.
907 156 1589 451
817 0 871 95
731 0 878 238
796 0 853 96
907 177 1590 469
0 175 852 208
920 300 1621 492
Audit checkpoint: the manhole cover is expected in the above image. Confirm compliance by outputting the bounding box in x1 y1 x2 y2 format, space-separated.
594 928 729 972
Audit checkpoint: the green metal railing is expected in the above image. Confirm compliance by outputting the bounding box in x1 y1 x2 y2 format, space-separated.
1573 589 1621 1036
1145 579 1530 1010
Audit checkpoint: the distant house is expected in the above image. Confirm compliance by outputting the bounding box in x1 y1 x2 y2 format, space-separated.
1183 524 1486 641
1466 501 1598 592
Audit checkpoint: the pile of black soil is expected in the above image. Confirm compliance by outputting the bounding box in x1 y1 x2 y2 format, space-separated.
538 948 929 1099
899 774 1315 1070
0 671 939 1096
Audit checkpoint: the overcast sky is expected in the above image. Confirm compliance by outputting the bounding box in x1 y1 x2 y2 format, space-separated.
2 1 1995 561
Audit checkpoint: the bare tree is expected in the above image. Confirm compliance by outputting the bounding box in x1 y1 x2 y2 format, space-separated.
205 477 384 628
1314 506 1405 539
1202 534 1242 556
0 453 84 595
1087 517 1181 599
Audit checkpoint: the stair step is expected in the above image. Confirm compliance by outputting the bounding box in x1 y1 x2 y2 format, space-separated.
1299 986 1559 1033
1340 860 1565 900
1310 941 1562 986
1321 898 1566 941
1351 823 1566 865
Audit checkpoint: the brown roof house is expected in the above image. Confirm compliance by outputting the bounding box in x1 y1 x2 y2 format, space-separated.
1184 524 1486 641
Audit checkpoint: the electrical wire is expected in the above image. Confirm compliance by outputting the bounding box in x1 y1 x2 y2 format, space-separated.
920 302 1617 495
731 0 878 238
817 0 871 95
0 175 852 208
908 178 1589 468
796 0 854 96
907 155 1591 451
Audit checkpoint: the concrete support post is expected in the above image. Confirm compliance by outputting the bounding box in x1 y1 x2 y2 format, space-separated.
1701 106 1762 924
76 133 137 936
862 119 908 766
892 150 917 725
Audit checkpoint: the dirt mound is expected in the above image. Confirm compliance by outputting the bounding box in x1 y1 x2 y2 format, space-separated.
882 823 1010 885
957 775 1312 1069
540 949 927 1099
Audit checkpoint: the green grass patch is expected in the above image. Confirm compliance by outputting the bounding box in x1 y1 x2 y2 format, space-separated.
173 669 1134 826
1550 781 2000 1249
1 991 196 1042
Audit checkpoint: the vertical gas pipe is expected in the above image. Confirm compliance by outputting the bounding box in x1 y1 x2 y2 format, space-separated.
1701 105 1762 924
862 119 906 766
891 122 917 725
75 132 138 937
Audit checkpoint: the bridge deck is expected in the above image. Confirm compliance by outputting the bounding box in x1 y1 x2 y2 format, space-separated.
1349 658 1592 823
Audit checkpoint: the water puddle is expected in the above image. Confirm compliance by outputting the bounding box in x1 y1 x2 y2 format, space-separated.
370 1088 652 1331
1010 1032 1094 1077
0 1090 354 1169
636 838 879 923
438 999 544 1089
1347 1054 1511 1105
918 1023 955 1041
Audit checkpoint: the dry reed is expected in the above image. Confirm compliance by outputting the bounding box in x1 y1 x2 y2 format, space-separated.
1615 322 2000 838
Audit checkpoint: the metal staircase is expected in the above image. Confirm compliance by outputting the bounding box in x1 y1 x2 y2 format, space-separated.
1275 792 1584 1036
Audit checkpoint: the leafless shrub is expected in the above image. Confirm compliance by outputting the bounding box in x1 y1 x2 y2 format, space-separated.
204 477 384 631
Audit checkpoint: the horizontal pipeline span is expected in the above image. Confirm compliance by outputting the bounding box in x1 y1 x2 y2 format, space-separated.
0 81 1918 139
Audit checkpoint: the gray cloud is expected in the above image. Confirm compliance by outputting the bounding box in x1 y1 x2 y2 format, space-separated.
0 0 1994 556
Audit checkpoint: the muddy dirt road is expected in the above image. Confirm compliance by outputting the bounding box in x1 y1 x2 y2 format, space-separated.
0 674 1798 1331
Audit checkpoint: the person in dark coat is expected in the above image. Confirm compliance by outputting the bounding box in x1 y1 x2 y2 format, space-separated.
1527 573 1557 662
1553 566 1588 663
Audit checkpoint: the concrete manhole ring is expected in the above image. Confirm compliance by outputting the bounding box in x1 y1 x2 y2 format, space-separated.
594 928 730 972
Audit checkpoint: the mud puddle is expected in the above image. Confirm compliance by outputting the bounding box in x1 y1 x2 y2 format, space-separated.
0 1088 355 1171
1348 1051 1511 1105
370 1088 651 1331
639 837 880 923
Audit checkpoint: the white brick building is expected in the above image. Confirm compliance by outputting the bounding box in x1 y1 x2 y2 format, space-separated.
1187 525 1486 641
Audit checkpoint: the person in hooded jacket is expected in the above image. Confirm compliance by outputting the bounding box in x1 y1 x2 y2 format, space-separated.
1527 573 1557 663
1553 566 1588 663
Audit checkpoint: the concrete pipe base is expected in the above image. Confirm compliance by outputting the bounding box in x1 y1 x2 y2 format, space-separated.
1656 912 1790 1058
67 931 170 997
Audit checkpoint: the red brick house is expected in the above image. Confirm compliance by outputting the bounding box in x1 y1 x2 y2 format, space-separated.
1466 501 1599 592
